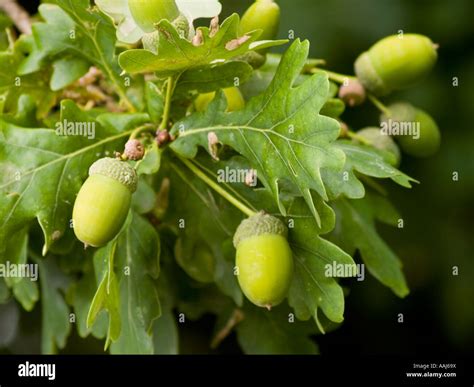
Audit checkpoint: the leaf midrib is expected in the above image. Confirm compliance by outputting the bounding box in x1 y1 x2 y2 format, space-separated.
0 129 134 189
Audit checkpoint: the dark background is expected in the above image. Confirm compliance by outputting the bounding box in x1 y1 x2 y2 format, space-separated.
5 0 474 355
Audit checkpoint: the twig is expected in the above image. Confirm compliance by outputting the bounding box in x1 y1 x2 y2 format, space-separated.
176 157 257 218
0 0 32 35
210 309 244 349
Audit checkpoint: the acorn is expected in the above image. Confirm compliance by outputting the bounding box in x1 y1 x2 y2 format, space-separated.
72 157 137 247
239 0 280 41
338 79 366 107
195 87 245 112
356 127 401 167
233 212 294 309
128 0 180 33
355 34 438 95
124 139 145 161
381 102 441 157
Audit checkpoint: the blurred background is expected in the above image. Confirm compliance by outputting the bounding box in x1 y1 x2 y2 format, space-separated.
1 0 473 355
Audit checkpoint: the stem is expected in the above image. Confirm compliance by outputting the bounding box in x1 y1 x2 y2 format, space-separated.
160 76 177 130
346 130 372 146
210 309 244 349
368 94 391 116
177 156 256 218
192 159 258 214
129 124 156 140
311 68 356 84
0 0 31 34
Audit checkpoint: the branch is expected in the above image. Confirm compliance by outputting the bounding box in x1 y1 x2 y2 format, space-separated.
210 309 244 349
0 0 32 35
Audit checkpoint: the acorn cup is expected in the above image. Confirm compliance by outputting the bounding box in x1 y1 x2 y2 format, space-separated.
355 34 438 96
233 212 294 310
381 102 441 158
72 157 138 247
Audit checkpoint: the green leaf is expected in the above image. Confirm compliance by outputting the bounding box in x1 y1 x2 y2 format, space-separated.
36 257 71 354
320 98 345 118
322 140 417 200
136 142 161 176
0 278 9 303
236 304 318 354
5 94 40 128
0 101 148 259
287 200 356 328
88 241 121 347
164 159 243 305
145 82 164 124
2 228 39 311
131 180 156 214
0 301 20 347
50 56 90 91
119 14 287 77
0 14 12 51
171 40 345 225
0 37 57 118
87 213 162 353
109 213 161 354
153 308 179 354
67 267 107 339
330 192 409 297
153 240 180 354
239 53 309 99
20 2 134 108
176 61 254 94
95 0 144 44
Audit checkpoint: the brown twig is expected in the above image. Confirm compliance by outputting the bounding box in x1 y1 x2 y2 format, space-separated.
210 309 244 349
0 0 32 35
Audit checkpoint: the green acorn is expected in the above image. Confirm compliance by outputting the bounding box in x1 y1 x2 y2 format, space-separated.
355 34 438 95
356 127 401 167
239 0 280 41
381 102 441 157
72 157 137 247
233 212 294 310
128 0 180 33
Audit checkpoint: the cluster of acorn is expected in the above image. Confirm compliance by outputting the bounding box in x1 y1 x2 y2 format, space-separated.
339 33 441 161
72 0 292 310
72 0 440 310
